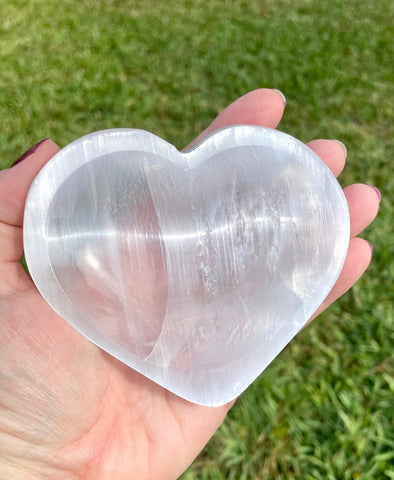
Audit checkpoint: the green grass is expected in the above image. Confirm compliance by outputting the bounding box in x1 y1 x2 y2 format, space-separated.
1 0 393 478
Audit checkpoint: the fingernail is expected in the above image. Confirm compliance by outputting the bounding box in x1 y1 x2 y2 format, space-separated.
333 140 347 159
11 138 50 167
366 241 373 254
369 185 381 202
273 89 286 107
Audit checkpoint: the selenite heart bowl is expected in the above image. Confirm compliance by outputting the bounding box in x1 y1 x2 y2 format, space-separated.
23 126 350 406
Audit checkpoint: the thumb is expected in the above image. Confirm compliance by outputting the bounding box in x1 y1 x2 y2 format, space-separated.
0 139 60 227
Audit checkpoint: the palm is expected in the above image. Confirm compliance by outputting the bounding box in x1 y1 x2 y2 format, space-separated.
0 90 379 479
2 280 221 479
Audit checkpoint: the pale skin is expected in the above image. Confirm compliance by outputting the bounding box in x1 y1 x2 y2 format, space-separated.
0 89 380 479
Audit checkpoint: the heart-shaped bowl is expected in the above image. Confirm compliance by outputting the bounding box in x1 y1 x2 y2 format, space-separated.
24 126 349 406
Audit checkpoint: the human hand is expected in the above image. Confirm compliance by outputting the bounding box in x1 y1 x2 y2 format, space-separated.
0 89 379 479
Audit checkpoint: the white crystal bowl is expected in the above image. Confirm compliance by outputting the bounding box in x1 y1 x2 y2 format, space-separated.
23 126 350 406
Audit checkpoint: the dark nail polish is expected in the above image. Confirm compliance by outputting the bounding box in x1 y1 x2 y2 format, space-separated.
11 138 50 167
369 185 381 202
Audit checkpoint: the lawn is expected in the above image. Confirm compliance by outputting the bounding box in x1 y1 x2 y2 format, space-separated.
1 0 393 478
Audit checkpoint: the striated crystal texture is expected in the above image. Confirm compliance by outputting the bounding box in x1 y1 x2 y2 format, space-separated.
23 127 350 406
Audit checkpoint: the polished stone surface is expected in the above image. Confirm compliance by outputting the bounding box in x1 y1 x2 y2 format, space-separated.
23 127 350 406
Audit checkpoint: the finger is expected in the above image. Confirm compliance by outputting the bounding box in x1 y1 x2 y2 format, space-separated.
344 183 380 237
185 88 286 150
310 237 373 321
0 139 60 227
0 221 23 263
306 139 347 177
